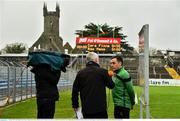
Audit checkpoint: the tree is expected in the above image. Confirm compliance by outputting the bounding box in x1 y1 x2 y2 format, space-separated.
3 43 27 53
75 22 127 39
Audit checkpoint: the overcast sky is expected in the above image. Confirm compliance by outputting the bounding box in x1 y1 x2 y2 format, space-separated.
0 0 180 51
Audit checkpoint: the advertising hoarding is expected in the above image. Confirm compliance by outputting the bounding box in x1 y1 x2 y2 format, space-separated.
76 37 121 52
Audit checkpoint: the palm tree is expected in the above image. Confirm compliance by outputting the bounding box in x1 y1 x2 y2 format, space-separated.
75 22 127 39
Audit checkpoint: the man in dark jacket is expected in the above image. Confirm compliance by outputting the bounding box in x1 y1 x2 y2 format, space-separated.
72 52 115 119
28 51 70 118
31 64 60 118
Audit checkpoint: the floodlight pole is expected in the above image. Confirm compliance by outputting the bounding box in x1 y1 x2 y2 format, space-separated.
97 24 100 37
82 51 84 66
81 31 83 37
113 27 115 38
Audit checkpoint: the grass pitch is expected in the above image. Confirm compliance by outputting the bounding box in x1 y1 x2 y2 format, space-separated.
1 86 180 119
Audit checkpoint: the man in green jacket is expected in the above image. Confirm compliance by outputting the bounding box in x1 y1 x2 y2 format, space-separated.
110 55 135 119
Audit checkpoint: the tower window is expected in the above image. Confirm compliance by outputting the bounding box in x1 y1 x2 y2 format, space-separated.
50 21 53 26
50 20 53 32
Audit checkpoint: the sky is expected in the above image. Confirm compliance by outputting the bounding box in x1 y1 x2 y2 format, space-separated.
0 0 180 51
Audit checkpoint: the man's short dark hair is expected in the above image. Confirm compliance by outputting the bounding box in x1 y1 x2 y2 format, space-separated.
111 55 123 65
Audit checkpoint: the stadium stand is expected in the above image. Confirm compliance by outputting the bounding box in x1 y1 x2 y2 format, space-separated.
166 50 180 73
165 50 180 77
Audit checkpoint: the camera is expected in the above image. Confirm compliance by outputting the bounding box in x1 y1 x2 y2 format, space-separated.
27 51 70 72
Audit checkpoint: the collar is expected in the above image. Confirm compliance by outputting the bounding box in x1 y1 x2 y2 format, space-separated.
86 61 100 67
114 67 123 73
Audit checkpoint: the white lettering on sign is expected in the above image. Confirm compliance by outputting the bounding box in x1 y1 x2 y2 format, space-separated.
79 38 87 43
149 79 180 86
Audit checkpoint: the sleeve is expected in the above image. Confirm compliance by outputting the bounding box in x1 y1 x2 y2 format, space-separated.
116 73 135 106
125 79 135 106
104 70 115 89
72 73 80 108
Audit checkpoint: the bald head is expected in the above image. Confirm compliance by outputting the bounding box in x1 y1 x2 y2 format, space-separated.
86 52 99 64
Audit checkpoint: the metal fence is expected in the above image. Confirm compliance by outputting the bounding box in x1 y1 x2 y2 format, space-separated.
0 54 140 107
0 59 77 107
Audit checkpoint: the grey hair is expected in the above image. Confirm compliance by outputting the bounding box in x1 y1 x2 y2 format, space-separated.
86 52 99 62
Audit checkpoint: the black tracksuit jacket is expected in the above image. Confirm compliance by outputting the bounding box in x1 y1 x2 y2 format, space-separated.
31 64 60 101
72 61 115 113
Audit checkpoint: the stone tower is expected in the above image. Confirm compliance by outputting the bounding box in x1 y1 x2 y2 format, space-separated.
29 2 64 52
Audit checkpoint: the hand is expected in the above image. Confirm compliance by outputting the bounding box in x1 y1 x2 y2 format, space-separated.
108 70 114 77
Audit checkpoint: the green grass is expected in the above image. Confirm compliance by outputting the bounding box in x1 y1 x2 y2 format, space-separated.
149 86 180 118
1 86 180 119
0 99 37 118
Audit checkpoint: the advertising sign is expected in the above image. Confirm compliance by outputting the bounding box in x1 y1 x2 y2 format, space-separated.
149 79 180 86
76 37 121 52
76 37 121 44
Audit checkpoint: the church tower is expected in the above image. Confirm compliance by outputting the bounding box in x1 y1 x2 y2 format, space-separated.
30 2 64 52
43 2 59 35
